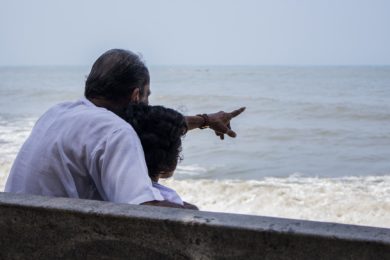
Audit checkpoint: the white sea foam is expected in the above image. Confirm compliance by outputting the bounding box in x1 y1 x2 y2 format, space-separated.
0 117 36 190
160 175 390 228
175 165 208 176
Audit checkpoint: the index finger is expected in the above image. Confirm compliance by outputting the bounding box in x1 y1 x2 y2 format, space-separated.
229 107 246 119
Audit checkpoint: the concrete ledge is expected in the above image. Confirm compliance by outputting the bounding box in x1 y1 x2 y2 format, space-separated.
0 192 389 259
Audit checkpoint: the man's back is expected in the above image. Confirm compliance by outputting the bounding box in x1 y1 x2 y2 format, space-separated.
5 98 163 204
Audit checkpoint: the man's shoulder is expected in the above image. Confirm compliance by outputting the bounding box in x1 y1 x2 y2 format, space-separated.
46 98 128 126
36 98 135 141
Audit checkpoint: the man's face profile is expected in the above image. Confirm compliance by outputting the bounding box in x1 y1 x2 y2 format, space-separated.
139 84 151 105
128 84 150 106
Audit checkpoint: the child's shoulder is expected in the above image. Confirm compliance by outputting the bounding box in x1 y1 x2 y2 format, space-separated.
152 182 183 205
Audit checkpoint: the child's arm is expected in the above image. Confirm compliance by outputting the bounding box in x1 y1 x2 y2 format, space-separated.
183 201 199 210
141 200 186 209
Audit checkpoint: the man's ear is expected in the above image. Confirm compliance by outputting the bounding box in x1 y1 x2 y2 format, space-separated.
130 88 140 104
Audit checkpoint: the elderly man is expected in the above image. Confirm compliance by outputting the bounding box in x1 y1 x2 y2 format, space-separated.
5 49 245 209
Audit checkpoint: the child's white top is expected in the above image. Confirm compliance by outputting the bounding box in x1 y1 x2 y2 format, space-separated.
152 182 184 205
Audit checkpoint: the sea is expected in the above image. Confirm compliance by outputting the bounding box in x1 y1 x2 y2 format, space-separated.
0 66 389 228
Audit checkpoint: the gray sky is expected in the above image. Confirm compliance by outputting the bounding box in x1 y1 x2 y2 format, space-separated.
0 0 389 66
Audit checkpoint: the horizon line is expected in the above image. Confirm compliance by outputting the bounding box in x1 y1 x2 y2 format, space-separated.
1 64 390 68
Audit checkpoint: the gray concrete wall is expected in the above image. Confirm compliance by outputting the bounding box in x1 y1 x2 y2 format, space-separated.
0 192 389 260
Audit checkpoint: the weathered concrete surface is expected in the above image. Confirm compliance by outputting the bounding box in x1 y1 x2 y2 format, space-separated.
0 192 389 259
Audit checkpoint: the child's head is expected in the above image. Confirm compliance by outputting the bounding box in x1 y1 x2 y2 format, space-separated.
126 104 187 181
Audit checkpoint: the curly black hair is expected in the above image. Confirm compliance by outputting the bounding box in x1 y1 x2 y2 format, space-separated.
126 104 187 180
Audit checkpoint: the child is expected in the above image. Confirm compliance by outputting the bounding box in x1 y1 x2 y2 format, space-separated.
126 104 198 210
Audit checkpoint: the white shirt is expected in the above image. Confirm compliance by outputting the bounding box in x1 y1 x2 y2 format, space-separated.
152 182 184 205
5 98 163 204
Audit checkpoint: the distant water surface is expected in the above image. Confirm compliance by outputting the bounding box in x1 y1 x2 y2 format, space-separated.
0 66 389 227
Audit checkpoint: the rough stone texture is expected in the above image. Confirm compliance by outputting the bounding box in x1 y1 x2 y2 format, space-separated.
0 192 389 259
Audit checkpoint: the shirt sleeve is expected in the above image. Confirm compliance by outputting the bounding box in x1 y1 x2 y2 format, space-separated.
90 127 163 204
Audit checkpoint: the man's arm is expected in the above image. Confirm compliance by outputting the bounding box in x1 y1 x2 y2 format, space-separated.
94 128 165 204
185 107 246 140
185 115 206 131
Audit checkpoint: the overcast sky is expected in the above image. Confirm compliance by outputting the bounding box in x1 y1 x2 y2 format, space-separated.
0 0 389 66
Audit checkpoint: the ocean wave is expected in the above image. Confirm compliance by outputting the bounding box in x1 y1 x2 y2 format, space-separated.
160 175 390 228
1 153 388 228
175 165 208 176
0 116 36 159
0 160 12 191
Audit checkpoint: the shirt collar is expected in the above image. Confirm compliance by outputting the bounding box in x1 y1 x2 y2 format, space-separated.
80 97 96 107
